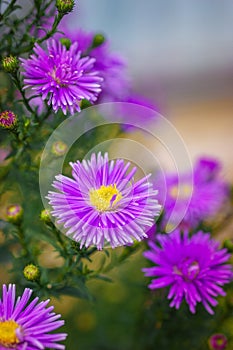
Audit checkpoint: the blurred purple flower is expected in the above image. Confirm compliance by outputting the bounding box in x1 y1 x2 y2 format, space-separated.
208 334 228 350
20 39 103 115
47 152 161 249
143 230 232 314
157 157 229 230
58 27 130 102
0 284 67 349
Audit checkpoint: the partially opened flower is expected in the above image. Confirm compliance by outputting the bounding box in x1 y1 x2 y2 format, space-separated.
143 230 232 314
20 39 103 115
47 152 161 249
0 284 67 349
208 334 228 350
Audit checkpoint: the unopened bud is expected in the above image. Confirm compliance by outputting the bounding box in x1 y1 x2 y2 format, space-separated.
92 34 105 48
56 0 75 14
2 56 19 73
23 264 40 281
51 141 68 157
40 209 51 223
6 204 23 223
0 110 17 129
60 37 71 49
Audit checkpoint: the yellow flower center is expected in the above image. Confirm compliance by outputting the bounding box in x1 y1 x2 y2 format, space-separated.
89 184 122 212
170 184 192 199
0 320 20 347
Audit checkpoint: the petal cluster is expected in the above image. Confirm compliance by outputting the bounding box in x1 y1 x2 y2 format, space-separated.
47 152 161 249
20 39 103 115
0 284 67 349
143 230 232 314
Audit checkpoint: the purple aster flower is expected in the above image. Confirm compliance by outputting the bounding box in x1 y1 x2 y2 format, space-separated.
143 230 232 314
156 157 229 231
47 152 161 249
20 39 103 115
0 284 67 349
208 334 228 350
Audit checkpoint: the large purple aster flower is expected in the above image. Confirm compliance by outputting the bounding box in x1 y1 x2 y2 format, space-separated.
157 157 229 231
143 230 232 314
20 39 103 115
47 152 161 249
0 284 67 349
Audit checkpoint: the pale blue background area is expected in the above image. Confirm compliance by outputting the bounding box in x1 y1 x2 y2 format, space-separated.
70 1 233 99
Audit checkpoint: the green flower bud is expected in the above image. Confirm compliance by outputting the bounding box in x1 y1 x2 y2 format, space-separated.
40 209 51 223
56 0 75 14
51 141 68 157
23 264 40 281
92 34 105 48
60 37 71 49
80 99 92 110
223 239 233 252
2 56 19 73
6 204 23 223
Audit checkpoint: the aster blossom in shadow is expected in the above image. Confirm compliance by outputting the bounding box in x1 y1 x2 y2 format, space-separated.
47 152 161 249
143 230 232 314
0 284 67 349
156 156 229 231
20 39 103 115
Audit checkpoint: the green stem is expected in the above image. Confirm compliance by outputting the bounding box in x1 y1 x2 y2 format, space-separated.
37 13 64 44
12 74 35 115
1 0 17 20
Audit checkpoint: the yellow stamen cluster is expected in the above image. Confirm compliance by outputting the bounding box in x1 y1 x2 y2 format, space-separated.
89 184 122 212
0 320 20 347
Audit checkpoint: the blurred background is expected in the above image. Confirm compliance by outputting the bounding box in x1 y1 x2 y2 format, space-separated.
74 0 233 180
55 2 233 349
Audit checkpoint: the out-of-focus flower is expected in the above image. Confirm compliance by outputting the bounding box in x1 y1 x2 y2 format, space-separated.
57 28 130 102
0 110 17 129
47 152 161 249
208 333 228 350
6 204 23 224
56 27 159 127
23 264 40 282
0 284 67 349
143 230 232 314
51 141 68 157
2 56 18 73
116 95 159 131
156 157 229 231
20 39 103 115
